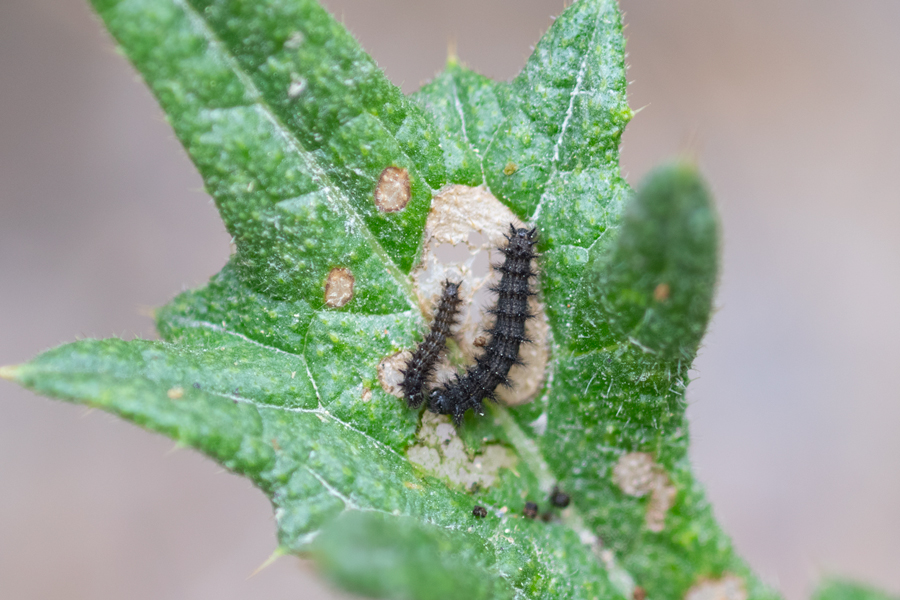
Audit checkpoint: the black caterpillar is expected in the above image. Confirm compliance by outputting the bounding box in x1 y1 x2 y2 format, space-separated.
429 225 538 424
400 280 463 408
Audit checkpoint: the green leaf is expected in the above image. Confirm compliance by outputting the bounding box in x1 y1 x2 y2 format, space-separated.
813 580 900 600
312 511 515 600
411 60 487 187
6 334 626 598
4 0 851 598
483 0 631 222
579 162 720 359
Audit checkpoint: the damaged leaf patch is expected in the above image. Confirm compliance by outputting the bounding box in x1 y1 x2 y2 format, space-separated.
407 412 517 490
412 184 550 406
611 452 677 532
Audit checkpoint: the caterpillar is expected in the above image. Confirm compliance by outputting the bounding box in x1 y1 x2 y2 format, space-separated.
429 225 538 424
400 280 463 409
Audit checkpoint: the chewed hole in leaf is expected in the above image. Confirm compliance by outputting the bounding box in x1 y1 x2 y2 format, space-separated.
324 267 354 307
411 184 549 406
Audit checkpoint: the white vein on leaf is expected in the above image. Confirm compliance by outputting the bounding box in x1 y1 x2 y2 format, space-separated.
304 467 361 510
169 316 304 358
202 387 404 461
449 76 487 187
529 3 602 224
172 0 418 308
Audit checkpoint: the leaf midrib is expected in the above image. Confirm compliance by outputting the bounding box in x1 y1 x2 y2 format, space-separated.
173 0 418 308
491 396 639 599
529 2 604 224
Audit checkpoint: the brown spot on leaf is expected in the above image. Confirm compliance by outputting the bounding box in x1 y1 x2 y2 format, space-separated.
612 452 657 496
633 586 647 600
612 452 677 532
361 387 373 402
324 267 354 307
646 472 678 532
374 166 411 212
654 282 670 302
166 387 184 400
503 162 518 175
377 351 411 398
684 575 748 600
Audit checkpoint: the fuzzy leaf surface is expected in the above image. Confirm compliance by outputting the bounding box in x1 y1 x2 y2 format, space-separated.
5 0 788 598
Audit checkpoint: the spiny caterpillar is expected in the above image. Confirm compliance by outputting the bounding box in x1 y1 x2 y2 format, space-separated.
429 225 539 424
400 280 463 409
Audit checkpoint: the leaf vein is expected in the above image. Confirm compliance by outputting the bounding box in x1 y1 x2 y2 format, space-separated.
203 387 404 460
530 4 603 223
449 77 486 187
167 316 304 358
173 0 417 306
305 466 360 509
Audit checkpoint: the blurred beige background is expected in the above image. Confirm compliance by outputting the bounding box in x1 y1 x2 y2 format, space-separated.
1 0 898 598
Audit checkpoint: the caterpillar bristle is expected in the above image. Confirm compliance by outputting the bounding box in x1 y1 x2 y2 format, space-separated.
427 224 539 424
400 280 462 409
